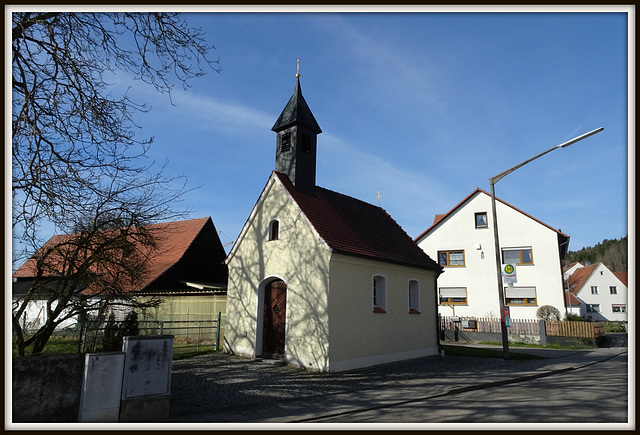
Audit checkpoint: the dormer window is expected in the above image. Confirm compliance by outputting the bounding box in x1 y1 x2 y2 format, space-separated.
268 220 279 241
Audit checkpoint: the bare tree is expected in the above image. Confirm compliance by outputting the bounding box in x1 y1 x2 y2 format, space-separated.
11 12 219 355
536 305 561 321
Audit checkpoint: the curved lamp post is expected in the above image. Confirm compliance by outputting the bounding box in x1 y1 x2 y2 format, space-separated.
489 127 604 360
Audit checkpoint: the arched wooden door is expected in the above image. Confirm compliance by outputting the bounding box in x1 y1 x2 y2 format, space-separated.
262 279 287 357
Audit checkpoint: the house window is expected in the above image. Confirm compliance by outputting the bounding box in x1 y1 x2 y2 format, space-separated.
502 248 533 265
438 250 465 267
268 220 279 241
475 212 488 229
280 132 291 152
408 280 420 314
439 287 467 305
591 286 599 295
586 304 600 313
373 275 387 313
610 286 617 295
505 286 537 306
612 304 626 313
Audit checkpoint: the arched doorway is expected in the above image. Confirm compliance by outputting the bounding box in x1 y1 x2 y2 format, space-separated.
262 279 287 358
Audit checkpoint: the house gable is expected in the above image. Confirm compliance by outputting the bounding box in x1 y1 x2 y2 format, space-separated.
416 188 569 247
225 172 331 266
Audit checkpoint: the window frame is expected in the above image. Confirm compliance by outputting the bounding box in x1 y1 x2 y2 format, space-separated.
612 304 626 313
408 279 420 314
591 286 599 295
438 250 466 267
501 247 534 266
268 219 280 241
474 212 488 229
373 275 387 313
610 286 618 295
586 304 600 313
504 286 537 306
439 287 468 305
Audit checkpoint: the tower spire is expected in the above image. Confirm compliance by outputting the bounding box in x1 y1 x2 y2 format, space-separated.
272 66 322 196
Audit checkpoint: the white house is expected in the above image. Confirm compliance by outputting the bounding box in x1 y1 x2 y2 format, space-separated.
563 261 585 281
415 188 569 321
565 262 628 322
224 76 442 372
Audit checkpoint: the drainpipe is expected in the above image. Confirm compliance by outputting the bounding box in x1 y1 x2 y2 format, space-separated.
434 272 443 355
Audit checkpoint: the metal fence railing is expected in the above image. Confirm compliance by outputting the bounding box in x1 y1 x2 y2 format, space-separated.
71 312 223 354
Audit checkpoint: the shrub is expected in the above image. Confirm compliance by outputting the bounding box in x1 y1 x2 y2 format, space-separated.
564 312 583 321
537 305 561 321
604 321 626 333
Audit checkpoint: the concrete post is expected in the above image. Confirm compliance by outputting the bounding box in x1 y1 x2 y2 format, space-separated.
539 320 547 346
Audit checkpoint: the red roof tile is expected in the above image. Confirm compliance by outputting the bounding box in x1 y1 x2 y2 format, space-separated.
564 289 581 306
274 172 441 272
567 263 599 296
14 217 214 293
613 271 628 287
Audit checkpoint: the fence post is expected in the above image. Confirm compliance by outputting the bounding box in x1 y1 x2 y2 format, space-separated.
197 321 201 352
539 320 547 346
215 312 222 351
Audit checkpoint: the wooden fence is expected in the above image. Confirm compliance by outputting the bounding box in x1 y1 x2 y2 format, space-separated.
545 320 605 338
441 316 605 339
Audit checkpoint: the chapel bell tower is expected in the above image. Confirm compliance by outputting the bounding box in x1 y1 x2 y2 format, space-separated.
271 62 322 196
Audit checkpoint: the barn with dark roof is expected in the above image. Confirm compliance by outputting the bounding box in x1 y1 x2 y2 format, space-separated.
224 74 442 372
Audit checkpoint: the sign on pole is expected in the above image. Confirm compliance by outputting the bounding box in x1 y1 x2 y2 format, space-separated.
502 263 517 284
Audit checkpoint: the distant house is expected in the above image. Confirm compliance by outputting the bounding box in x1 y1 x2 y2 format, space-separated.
565 262 628 322
563 261 585 281
224 76 442 372
415 188 569 320
12 217 228 330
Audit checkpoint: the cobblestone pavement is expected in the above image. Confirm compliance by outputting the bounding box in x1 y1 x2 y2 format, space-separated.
170 350 531 418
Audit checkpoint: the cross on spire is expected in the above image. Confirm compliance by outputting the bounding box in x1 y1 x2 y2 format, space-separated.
296 59 300 78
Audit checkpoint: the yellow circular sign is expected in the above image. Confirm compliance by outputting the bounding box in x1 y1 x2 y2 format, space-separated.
504 264 514 274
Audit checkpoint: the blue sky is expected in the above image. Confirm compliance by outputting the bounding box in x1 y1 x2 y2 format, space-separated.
12 6 633 256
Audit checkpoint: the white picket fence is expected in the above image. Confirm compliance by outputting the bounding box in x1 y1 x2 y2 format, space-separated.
441 316 540 335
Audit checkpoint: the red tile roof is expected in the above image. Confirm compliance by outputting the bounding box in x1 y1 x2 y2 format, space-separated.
564 289 582 306
613 271 628 287
274 172 442 272
566 263 599 296
14 217 214 293
563 261 584 273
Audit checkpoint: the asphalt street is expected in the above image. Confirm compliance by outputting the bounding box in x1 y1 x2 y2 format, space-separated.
166 335 631 428
310 351 629 423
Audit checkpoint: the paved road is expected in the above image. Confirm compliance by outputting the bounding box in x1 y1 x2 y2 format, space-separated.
310 352 629 423
167 341 630 426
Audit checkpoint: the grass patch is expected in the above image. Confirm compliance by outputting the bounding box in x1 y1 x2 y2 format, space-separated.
12 335 80 357
13 334 220 360
442 344 543 360
478 341 593 350
172 349 220 361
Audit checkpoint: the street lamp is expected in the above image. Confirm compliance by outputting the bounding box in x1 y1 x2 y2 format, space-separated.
489 127 604 360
